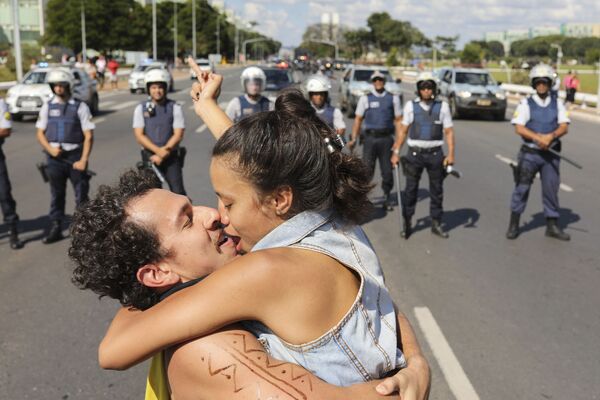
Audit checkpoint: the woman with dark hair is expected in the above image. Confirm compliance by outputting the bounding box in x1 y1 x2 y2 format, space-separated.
99 67 429 398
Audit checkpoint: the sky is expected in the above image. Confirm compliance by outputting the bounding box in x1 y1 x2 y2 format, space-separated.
220 0 600 48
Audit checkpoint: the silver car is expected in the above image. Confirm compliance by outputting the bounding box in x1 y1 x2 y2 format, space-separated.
189 58 215 80
339 65 403 117
129 62 174 94
437 67 507 120
5 65 99 120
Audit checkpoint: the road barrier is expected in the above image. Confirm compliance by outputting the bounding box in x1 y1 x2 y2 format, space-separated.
501 83 598 108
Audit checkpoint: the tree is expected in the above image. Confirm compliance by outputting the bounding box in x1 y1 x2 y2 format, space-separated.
344 28 371 59
486 40 505 59
461 42 483 64
435 35 459 56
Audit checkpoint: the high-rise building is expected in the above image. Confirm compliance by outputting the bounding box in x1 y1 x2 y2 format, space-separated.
0 0 47 44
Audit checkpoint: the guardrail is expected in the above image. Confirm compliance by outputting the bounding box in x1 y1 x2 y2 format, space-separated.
501 83 598 108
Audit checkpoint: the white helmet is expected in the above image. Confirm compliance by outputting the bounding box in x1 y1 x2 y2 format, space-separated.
47 68 74 90
529 63 555 87
416 71 438 88
306 74 331 94
240 66 266 94
144 68 171 91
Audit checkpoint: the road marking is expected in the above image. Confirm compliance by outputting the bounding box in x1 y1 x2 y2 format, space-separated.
196 124 207 133
495 154 574 192
93 117 106 124
108 100 139 111
414 307 480 400
101 100 116 108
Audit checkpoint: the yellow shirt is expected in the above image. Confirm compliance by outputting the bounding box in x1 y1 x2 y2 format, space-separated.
144 352 170 400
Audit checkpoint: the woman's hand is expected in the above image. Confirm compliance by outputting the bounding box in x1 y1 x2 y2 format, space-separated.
188 57 222 103
375 355 430 399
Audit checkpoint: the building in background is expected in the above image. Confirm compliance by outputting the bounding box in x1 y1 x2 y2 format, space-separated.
485 22 600 53
0 0 47 44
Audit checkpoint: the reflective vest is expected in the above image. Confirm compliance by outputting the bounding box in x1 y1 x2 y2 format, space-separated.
236 95 270 122
525 96 559 136
363 92 395 131
409 100 444 141
315 104 335 128
142 99 175 147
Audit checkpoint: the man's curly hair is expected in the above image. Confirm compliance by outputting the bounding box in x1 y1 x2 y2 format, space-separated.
69 169 165 310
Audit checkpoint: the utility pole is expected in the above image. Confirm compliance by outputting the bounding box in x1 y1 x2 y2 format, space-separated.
11 0 23 81
173 1 177 66
216 14 220 55
234 17 239 64
596 61 600 114
152 0 157 60
81 0 87 62
192 0 196 59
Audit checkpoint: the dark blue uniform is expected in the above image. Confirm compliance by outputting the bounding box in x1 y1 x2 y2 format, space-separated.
510 96 561 218
0 136 19 225
45 100 90 222
403 100 445 221
141 99 186 196
362 92 396 196
236 95 270 123
316 104 335 129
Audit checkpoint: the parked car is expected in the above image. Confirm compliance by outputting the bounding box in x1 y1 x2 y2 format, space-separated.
129 61 174 93
437 67 506 120
339 65 403 117
261 67 295 101
5 64 99 121
333 59 351 71
189 58 215 80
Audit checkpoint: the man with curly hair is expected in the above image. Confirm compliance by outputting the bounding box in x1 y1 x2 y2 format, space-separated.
69 169 409 400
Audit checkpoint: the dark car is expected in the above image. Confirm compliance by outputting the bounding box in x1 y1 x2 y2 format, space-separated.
261 67 294 98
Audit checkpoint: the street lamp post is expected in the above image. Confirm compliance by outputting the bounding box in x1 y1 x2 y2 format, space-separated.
596 61 600 114
192 0 196 59
551 43 563 73
81 0 87 63
10 0 23 81
216 13 220 55
173 1 177 66
242 38 269 64
151 0 157 60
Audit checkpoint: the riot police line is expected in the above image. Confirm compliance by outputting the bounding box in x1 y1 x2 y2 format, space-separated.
0 61 580 250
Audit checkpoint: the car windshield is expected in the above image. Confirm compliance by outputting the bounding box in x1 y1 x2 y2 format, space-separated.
264 69 291 84
455 72 494 86
196 60 210 66
134 65 150 72
23 71 47 84
353 69 391 82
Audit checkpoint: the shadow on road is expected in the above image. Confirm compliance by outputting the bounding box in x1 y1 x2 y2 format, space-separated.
0 214 73 245
519 208 583 234
411 207 481 235
363 188 442 225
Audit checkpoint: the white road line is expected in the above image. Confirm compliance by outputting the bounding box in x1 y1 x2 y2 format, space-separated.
108 100 139 111
195 124 207 133
495 154 574 193
101 100 116 108
414 307 480 400
93 117 106 124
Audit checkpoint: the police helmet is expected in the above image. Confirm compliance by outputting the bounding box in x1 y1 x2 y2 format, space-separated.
529 64 555 88
144 68 171 92
306 74 331 94
240 66 266 94
47 68 74 91
370 70 387 82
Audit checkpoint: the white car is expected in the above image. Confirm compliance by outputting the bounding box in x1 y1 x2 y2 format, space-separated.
5 64 99 121
129 62 174 94
190 58 215 80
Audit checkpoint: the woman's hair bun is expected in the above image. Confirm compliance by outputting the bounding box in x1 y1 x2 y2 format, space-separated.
274 88 316 119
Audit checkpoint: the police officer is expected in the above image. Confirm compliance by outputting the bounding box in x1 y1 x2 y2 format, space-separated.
305 74 346 136
506 64 570 241
390 72 455 239
225 66 273 123
36 68 95 244
349 70 402 211
133 68 186 195
0 97 23 249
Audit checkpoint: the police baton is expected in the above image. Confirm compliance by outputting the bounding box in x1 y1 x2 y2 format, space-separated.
150 162 167 184
547 148 583 170
393 163 404 234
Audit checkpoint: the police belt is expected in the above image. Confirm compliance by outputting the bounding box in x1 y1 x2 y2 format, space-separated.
408 146 442 154
520 141 561 154
365 128 394 137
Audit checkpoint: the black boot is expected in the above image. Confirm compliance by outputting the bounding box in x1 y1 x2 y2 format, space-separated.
43 220 64 244
9 223 24 250
382 192 394 211
545 218 570 241
401 217 412 239
431 219 449 238
506 212 520 240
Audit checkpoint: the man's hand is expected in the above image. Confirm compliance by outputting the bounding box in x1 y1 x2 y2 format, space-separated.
157 147 170 159
48 147 62 158
150 154 163 166
391 153 401 167
72 159 87 171
375 355 430 399
347 139 357 152
536 133 553 150
443 155 455 166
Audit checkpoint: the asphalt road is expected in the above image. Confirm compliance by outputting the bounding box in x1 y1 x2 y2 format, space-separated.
1 67 599 400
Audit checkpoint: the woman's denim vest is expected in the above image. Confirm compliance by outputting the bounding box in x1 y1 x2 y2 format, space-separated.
242 210 406 386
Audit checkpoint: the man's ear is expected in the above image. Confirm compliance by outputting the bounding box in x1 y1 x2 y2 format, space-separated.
269 185 293 217
136 263 180 288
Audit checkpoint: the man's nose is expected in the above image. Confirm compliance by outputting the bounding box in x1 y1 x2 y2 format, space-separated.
197 206 221 230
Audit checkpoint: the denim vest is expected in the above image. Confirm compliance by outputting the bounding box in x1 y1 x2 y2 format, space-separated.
142 99 175 147
243 210 406 386
45 99 84 144
363 92 395 131
315 104 335 129
409 100 444 141
236 95 270 123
